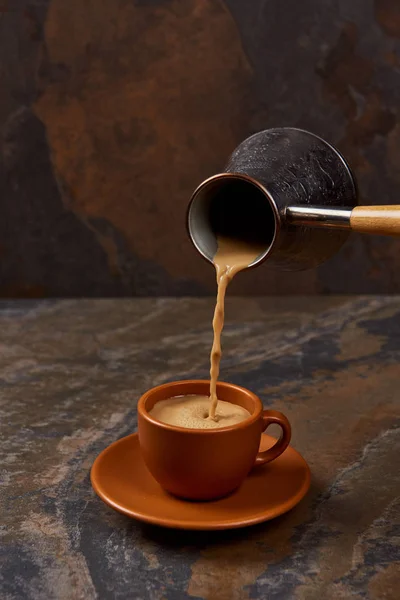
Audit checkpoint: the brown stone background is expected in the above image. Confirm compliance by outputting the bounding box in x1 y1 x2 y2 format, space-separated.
1 0 400 297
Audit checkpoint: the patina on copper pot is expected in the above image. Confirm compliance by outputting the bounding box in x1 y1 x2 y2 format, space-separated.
187 127 400 271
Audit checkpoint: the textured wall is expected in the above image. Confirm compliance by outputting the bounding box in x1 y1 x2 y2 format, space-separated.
1 0 400 296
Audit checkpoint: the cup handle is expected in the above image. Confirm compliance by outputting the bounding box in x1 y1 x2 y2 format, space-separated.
255 410 292 466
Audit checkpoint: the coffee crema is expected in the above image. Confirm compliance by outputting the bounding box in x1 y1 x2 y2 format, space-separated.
208 236 264 419
149 394 251 429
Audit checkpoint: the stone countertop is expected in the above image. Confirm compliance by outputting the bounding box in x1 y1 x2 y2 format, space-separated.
1 297 399 599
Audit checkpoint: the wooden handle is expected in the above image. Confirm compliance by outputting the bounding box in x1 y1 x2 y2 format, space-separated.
350 206 400 237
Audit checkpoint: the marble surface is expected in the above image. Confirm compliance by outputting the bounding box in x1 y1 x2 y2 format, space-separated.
1 297 399 599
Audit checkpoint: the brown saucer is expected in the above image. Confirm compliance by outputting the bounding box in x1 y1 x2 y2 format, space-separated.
91 433 310 530
90 433 310 530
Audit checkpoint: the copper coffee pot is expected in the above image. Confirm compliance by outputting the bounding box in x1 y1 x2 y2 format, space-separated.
187 127 400 271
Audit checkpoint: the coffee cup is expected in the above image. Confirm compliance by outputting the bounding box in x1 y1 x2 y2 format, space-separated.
137 379 291 500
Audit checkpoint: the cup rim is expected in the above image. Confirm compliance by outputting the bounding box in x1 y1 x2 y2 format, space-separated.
138 379 263 434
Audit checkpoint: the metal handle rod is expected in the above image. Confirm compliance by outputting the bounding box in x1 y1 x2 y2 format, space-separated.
286 206 352 229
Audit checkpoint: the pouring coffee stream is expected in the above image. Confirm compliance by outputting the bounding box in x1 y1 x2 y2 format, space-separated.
188 127 400 419
208 237 265 420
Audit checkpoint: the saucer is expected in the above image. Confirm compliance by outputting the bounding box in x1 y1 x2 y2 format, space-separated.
91 433 310 530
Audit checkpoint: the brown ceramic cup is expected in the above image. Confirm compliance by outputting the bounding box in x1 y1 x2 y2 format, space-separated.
137 380 291 500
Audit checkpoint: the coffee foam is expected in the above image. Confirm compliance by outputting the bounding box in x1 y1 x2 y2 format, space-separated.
149 394 251 430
